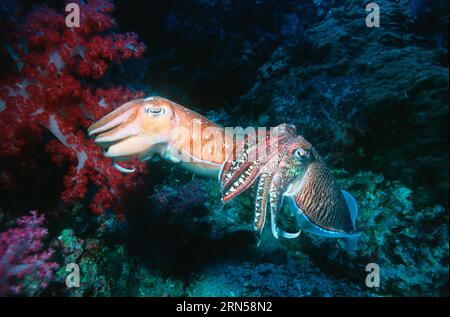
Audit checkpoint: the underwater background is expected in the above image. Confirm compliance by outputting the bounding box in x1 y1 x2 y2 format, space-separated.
0 0 448 297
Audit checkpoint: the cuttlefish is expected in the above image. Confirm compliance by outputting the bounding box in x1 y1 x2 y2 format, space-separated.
88 96 360 251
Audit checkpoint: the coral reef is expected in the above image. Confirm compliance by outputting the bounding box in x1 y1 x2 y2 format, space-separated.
0 0 147 214
37 164 446 296
237 0 449 208
283 169 448 296
150 180 207 215
0 211 58 296
0 0 447 297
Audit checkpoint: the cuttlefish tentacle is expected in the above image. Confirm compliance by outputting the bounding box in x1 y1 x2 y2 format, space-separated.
269 174 284 240
268 163 302 240
220 132 291 204
220 140 263 204
251 152 286 239
253 171 273 241
220 136 258 188
220 127 291 190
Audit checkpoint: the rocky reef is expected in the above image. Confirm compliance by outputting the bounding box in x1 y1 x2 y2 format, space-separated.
0 0 448 297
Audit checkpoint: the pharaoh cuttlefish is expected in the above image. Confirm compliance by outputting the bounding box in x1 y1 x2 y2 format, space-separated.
88 96 360 251
219 123 360 249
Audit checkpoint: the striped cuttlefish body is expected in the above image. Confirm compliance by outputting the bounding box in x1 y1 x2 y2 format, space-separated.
88 97 360 251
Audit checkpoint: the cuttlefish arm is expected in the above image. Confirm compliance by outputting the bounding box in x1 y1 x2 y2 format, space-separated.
253 171 273 240
220 131 290 203
268 162 302 240
219 124 303 240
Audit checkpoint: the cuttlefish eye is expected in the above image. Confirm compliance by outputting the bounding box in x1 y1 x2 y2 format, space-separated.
293 148 310 161
144 104 166 116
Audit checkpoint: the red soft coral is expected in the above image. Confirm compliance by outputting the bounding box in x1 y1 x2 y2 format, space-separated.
0 0 147 214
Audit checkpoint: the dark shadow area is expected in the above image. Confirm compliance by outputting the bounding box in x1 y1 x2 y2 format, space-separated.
126 209 259 279
114 0 313 109
0 138 64 223
122 161 261 279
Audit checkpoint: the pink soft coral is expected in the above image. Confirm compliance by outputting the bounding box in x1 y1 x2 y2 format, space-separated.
0 211 58 296
0 0 147 214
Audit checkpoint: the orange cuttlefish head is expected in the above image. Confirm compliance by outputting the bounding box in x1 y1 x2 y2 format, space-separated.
88 97 176 162
88 96 224 175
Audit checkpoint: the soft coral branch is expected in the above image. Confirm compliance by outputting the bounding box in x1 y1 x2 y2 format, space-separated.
0 0 147 214
0 211 58 296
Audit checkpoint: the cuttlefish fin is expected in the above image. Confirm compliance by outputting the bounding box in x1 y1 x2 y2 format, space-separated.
341 190 358 230
290 193 361 253
345 233 361 253
341 189 360 252
277 227 301 239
